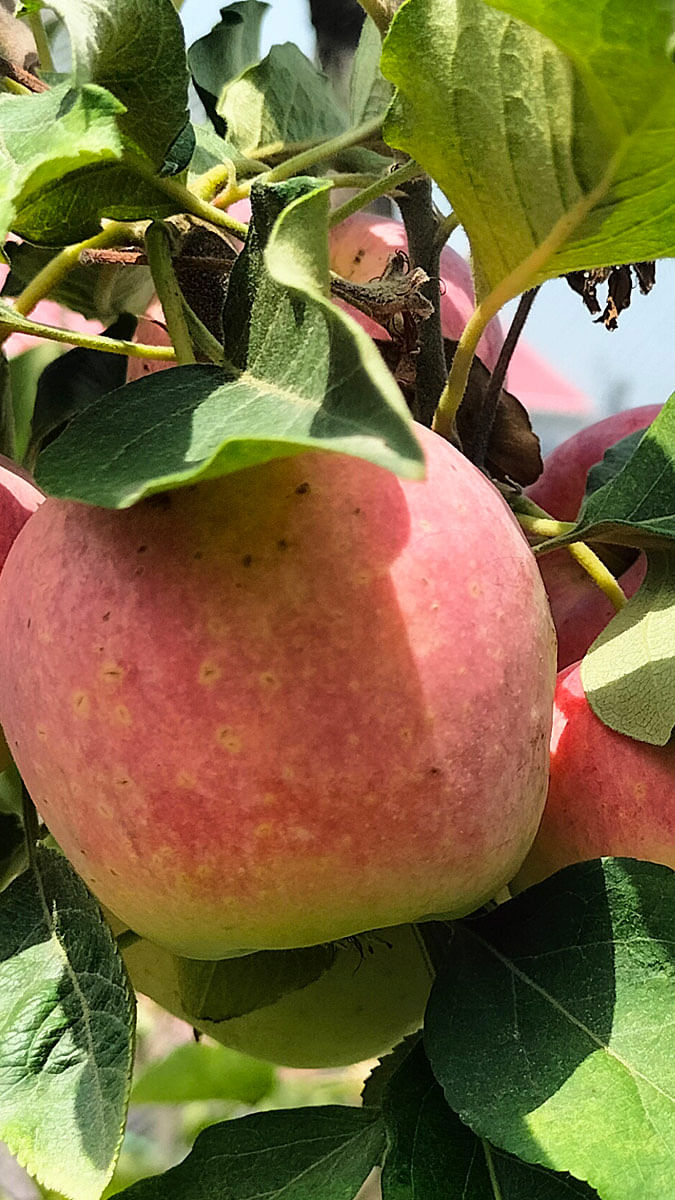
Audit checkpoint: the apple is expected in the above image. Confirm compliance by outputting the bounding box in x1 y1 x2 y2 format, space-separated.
0 423 556 957
118 922 434 1069
526 406 662 669
0 457 43 771
512 661 675 891
127 210 505 383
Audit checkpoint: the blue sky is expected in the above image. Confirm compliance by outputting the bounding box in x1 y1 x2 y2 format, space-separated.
181 0 675 422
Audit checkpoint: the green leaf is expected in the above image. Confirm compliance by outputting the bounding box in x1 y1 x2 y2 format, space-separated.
0 847 135 1200
381 0 675 298
541 397 675 552
187 122 261 186
3 241 155 325
585 429 655 498
381 1040 597 1199
188 1 268 136
0 82 126 243
219 43 346 155
35 179 423 507
0 810 25 891
350 17 393 126
8 343 62 462
115 1107 385 1200
131 1041 275 1107
425 858 675 1200
24 0 189 166
175 943 337 1022
580 549 675 745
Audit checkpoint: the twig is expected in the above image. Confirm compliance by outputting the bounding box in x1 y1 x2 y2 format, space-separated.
396 175 447 428
473 287 539 467
231 115 385 201
329 159 422 228
0 307 177 359
0 54 48 92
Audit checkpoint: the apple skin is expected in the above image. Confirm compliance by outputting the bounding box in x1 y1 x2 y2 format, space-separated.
513 661 675 891
526 406 661 670
118 923 434 1069
0 457 43 771
0 423 556 957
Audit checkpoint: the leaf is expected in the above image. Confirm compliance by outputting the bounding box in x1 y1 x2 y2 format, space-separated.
0 811 25 891
580 549 675 745
0 82 126 243
0 847 135 1200
187 122 261 186
381 1040 597 1199
115 1106 385 1200
381 0 675 299
219 43 346 155
585 429 656 498
131 1041 275 1107
35 179 424 507
8 343 63 462
540 397 675 552
24 0 189 166
350 17 393 126
3 241 155 325
28 313 137 464
425 858 675 1200
188 1 269 137
175 943 337 1023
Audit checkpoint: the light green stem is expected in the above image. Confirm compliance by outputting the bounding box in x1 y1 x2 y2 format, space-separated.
144 222 195 365
482 1141 504 1200
0 307 177 360
329 159 422 227
233 115 386 202
10 222 140 321
517 510 627 613
27 11 55 73
144 168 249 238
434 211 460 252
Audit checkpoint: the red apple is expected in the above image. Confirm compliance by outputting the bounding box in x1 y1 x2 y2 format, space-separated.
513 661 675 891
118 922 434 1069
0 457 43 771
526 406 662 669
0 424 555 957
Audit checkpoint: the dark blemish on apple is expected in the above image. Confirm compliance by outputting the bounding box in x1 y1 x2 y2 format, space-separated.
137 545 147 554
353 508 361 515
135 566 144 576
26 618 31 628
242 554 253 567
354 248 365 265
102 612 111 622
193 550 203 560
277 539 288 551
295 482 310 495
429 766 441 776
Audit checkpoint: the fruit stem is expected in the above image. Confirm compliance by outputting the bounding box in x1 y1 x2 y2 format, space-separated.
482 1141 505 1200
328 158 422 228
144 222 196 365
7 221 143 326
140 165 249 239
